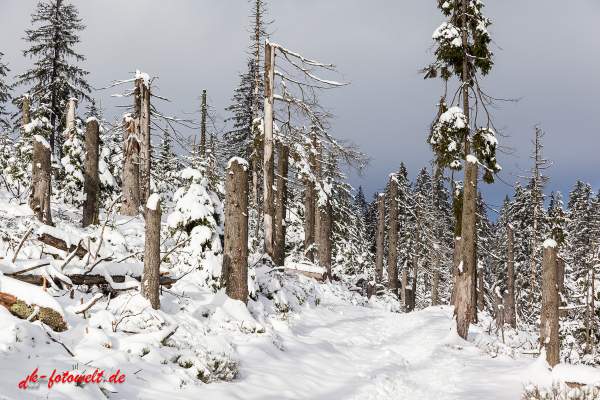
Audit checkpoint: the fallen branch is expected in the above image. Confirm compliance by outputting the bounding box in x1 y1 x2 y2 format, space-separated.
95 195 122 259
7 273 177 287
44 329 74 357
38 233 88 259
75 293 104 314
83 253 114 276
13 262 50 275
11 227 34 263
60 240 83 270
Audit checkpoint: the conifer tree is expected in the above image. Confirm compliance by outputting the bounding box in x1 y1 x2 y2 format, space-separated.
12 0 91 154
0 52 11 129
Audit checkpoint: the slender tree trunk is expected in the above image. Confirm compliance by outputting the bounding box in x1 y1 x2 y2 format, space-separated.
541 240 560 367
222 159 249 304
140 80 151 211
451 237 461 305
23 96 31 125
558 257 566 318
142 197 161 310
65 98 77 138
304 134 316 263
402 262 408 307
274 144 289 266
432 255 440 306
375 193 385 285
506 224 516 328
121 117 140 216
412 198 421 308
314 141 322 261
478 263 484 311
201 89 207 156
472 236 479 322
262 42 275 260
495 289 504 326
82 119 100 226
388 174 399 296
29 138 53 225
320 188 332 281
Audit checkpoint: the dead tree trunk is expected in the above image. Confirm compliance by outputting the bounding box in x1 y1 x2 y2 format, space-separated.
495 289 504 326
314 141 322 261
477 263 484 311
320 179 332 282
274 144 289 266
139 78 151 211
432 255 440 306
121 117 140 216
402 262 408 307
412 197 421 309
540 240 560 367
64 98 77 138
200 89 207 156
222 159 249 304
29 136 53 225
263 41 275 260
505 224 516 328
22 95 30 125
558 257 566 318
375 193 385 284
141 196 162 310
451 237 461 305
304 134 316 263
82 119 100 226
388 174 399 296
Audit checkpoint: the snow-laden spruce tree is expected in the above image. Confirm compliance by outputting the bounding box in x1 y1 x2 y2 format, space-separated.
0 52 11 129
422 0 503 339
58 100 86 206
153 126 183 206
12 0 91 155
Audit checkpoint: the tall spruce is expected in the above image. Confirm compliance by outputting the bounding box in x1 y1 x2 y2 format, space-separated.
0 52 11 129
12 0 91 155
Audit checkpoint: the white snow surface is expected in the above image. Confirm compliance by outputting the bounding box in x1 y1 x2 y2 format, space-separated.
466 154 478 164
227 157 249 171
0 274 65 317
543 238 558 248
146 193 161 211
34 135 51 149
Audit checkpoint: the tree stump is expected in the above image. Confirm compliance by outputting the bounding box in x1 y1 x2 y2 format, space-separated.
541 239 560 367
83 118 100 226
141 195 162 309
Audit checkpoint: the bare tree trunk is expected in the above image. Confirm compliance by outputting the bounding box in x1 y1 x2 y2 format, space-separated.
262 42 275 260
412 198 421 309
274 144 289 266
201 89 207 156
451 238 461 305
505 224 516 328
222 159 249 304
121 117 140 216
141 197 161 310
29 137 53 225
495 290 504 326
558 257 566 318
140 80 151 211
478 263 484 311
82 119 100 226
65 98 77 139
320 189 332 282
375 193 385 285
540 241 560 367
472 238 479 322
304 134 316 263
22 95 30 125
432 255 440 306
314 141 322 262
388 175 399 296
402 262 408 307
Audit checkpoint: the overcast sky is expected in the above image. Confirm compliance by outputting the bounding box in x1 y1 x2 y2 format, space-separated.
1 0 599 217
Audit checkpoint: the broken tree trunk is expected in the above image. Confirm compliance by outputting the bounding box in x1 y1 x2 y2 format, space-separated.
541 239 560 367
375 193 385 284
495 289 504 326
222 158 249 304
140 77 151 211
7 274 176 287
29 136 53 225
0 291 67 332
201 89 207 156
314 140 322 262
82 118 100 226
274 144 289 266
141 196 161 310
263 41 275 260
22 95 30 125
505 223 516 328
64 98 77 138
304 133 316 263
121 116 140 216
388 174 399 296
37 233 87 259
451 237 461 306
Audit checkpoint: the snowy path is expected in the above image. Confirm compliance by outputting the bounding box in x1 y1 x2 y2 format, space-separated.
206 304 537 400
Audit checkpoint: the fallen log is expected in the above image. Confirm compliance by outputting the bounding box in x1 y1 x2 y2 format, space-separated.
0 292 67 332
37 233 88 259
285 268 327 281
6 274 177 287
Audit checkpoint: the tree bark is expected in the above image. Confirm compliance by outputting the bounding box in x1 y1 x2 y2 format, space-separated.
454 0 477 341
0 291 67 332
200 89 207 156
262 42 275 260
478 263 484 311
82 119 100 226
222 159 249 304
558 257 566 318
22 96 30 125
451 237 461 305
29 136 53 225
9 273 175 287
540 241 560 367
138 78 151 211
121 117 140 216
505 224 516 328
388 175 399 296
274 144 289 266
141 197 161 310
304 134 316 263
65 98 77 139
402 262 408 307
412 198 421 309
319 179 332 282
314 141 322 261
432 255 440 306
495 290 504 326
375 193 385 284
